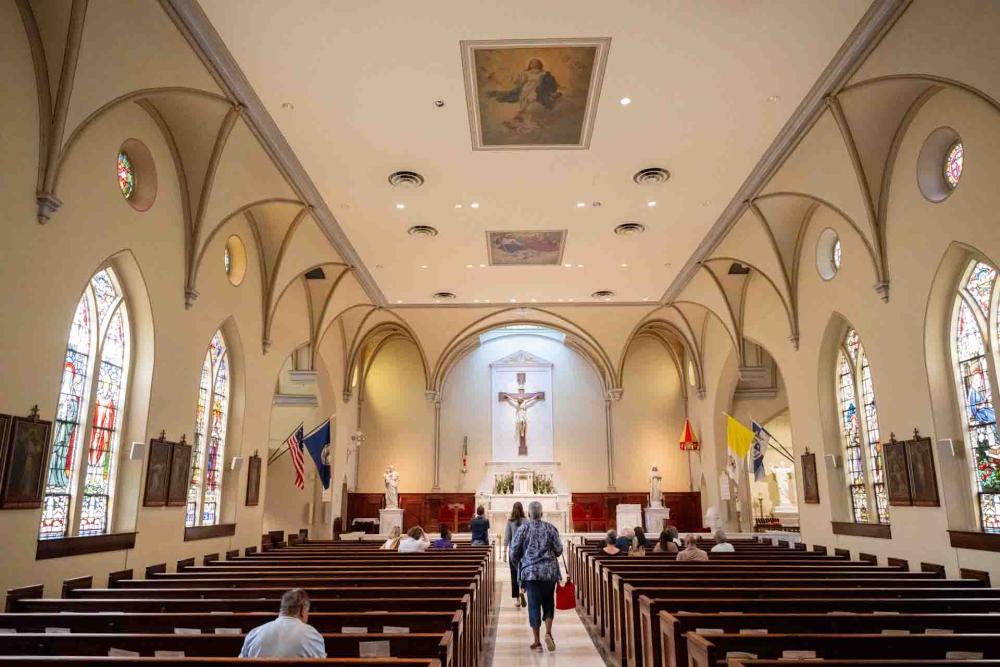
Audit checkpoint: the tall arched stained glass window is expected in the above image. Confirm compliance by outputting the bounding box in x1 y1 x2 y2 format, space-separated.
40 268 131 539
952 260 1000 533
835 328 889 524
187 331 230 527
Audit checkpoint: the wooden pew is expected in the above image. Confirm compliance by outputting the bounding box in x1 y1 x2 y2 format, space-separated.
0 659 441 667
685 632 1000 667
656 611 1000 667
0 632 453 667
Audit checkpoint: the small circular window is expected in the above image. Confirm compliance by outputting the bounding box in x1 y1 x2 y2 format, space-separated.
816 228 840 281
918 127 963 203
116 139 157 212
224 235 247 286
944 140 964 189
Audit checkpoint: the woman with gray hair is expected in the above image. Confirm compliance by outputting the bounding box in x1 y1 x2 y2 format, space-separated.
509 500 563 652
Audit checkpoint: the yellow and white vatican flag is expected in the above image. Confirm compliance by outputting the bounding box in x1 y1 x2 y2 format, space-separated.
724 414 755 480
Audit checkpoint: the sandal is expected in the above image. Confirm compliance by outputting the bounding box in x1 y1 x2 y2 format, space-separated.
545 635 556 651
530 643 543 652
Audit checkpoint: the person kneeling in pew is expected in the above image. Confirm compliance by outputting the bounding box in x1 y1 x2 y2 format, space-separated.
239 588 326 658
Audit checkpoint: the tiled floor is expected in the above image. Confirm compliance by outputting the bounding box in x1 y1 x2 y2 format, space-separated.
489 576 607 667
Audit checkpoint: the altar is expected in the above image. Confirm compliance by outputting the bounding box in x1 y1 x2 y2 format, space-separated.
476 464 571 533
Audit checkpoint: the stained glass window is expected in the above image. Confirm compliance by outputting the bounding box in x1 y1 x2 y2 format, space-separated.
187 331 230 527
835 328 888 524
224 247 232 275
40 268 130 539
944 141 964 190
117 151 135 200
833 239 842 271
952 261 1000 533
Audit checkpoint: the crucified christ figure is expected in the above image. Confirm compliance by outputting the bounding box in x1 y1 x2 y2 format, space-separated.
498 372 545 456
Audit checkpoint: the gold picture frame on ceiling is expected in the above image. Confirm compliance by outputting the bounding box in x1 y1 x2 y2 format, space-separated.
461 37 611 150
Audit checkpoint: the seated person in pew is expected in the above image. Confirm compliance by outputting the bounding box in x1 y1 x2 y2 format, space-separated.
709 529 735 553
381 526 402 551
633 526 649 550
239 588 326 658
654 527 679 554
398 526 431 552
616 528 635 552
431 525 457 549
602 530 621 555
676 533 709 561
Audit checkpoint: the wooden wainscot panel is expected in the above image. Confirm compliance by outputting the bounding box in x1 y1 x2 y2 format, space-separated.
35 532 137 560
183 523 236 541
831 521 892 539
948 530 1000 553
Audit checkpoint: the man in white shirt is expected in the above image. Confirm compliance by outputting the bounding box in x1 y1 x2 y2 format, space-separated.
710 529 735 553
239 588 326 658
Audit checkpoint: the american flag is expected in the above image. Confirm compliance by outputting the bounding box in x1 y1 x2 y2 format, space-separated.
285 424 306 490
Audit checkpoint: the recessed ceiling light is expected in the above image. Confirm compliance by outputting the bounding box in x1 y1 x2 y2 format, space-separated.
473 299 479 303
396 300 403 304
767 95 781 103
396 203 406 209
484 299 490 303
576 202 586 208
557 298 564 302
509 298 517 303
647 201 657 207
470 202 480 208
465 264 473 269
568 298 575 302
420 265 428 269
564 263 573 268
479 263 486 268
642 297 649 302
455 203 463 208
530 298 537 303
281 102 294 110
621 263 628 268
620 97 631 106
576 264 584 268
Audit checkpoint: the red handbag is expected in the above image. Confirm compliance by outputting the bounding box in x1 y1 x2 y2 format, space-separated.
555 556 576 610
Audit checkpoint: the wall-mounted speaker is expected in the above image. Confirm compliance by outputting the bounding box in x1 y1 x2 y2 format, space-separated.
824 453 842 469
129 442 147 461
230 457 244 472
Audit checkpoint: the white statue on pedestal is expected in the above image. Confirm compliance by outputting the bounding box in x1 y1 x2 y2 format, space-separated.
770 463 796 511
383 464 400 509
705 506 722 533
649 466 663 507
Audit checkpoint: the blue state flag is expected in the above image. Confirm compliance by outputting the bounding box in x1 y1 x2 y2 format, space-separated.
302 419 332 489
750 421 770 482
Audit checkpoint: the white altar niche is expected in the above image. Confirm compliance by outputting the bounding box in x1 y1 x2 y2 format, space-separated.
477 465 571 535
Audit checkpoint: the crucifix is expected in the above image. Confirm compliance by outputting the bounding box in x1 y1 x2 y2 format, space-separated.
498 372 545 456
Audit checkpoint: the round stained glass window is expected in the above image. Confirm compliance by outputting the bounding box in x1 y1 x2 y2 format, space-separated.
832 238 842 270
117 151 135 200
944 140 963 189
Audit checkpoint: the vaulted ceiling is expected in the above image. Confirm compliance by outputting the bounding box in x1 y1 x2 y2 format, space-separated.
199 0 871 305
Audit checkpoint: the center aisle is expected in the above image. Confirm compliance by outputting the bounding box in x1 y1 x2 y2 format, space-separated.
488 566 608 667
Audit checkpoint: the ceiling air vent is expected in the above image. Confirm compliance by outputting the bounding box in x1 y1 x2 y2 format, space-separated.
728 262 751 275
433 292 456 301
388 170 425 188
614 222 646 236
632 167 671 185
304 268 327 280
591 290 615 299
407 225 438 238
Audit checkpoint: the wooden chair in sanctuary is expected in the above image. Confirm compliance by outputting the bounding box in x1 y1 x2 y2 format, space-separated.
1 536 493 666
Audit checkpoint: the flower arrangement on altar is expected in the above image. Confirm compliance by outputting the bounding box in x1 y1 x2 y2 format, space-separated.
492 473 514 495
532 474 555 494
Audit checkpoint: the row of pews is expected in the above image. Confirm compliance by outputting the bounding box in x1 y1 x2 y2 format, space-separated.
568 535 1000 667
2 531 494 667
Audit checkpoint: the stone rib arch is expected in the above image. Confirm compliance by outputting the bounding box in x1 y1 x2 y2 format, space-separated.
703 256 798 348
344 318 431 402
429 308 617 396
619 317 705 400
264 261 350 352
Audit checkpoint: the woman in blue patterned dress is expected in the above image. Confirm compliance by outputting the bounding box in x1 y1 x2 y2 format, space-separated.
509 500 563 651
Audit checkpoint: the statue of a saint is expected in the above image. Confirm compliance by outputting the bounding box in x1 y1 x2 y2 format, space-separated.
383 464 400 509
648 466 663 507
770 464 795 510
